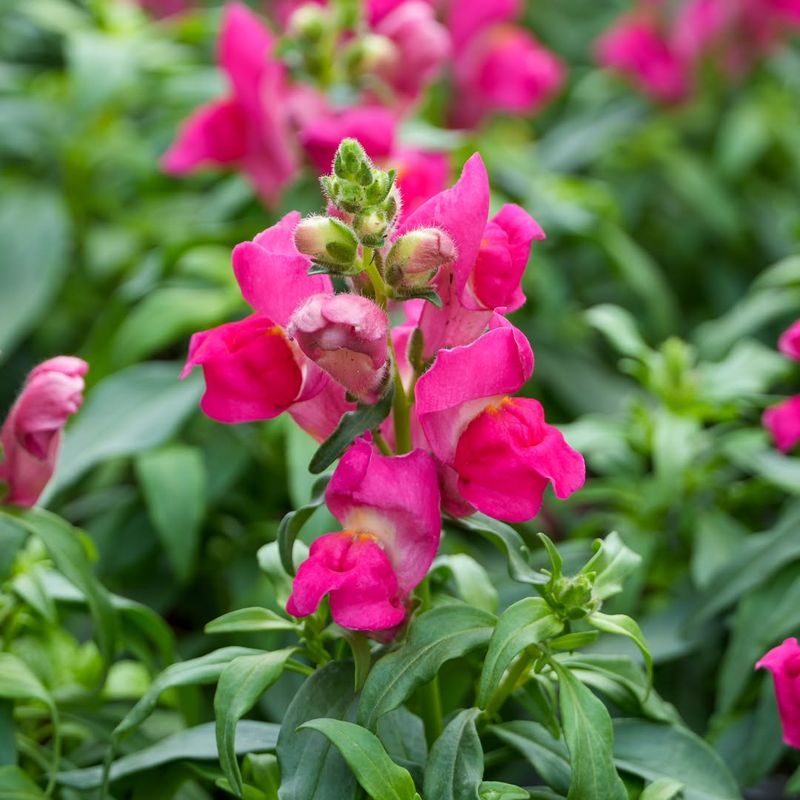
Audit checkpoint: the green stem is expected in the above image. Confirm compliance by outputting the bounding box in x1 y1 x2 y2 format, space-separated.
363 248 386 309
483 648 537 719
373 431 392 456
286 659 315 677
417 579 443 744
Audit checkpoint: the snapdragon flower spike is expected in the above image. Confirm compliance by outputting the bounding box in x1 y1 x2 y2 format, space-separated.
416 318 585 522
757 638 800 749
0 357 88 507
182 212 331 423
162 3 297 204
288 293 389 403
286 440 441 631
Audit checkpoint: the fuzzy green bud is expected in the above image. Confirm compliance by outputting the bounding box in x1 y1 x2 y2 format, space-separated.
385 228 456 289
287 3 329 41
294 215 359 273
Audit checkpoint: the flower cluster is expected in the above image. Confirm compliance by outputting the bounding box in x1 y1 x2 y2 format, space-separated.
597 0 800 103
183 138 585 632
162 1 561 206
0 357 88 508
763 320 800 453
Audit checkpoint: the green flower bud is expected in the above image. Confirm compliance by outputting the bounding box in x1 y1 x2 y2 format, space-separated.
345 33 397 79
334 138 373 185
287 3 329 42
293 215 359 273
353 206 391 247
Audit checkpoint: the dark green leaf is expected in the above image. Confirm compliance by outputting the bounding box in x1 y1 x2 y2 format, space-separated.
309 386 394 474
278 476 329 576
359 604 496 729
0 766 46 798
423 708 483 800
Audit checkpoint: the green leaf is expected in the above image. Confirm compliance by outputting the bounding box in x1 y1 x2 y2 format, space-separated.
277 661 360 800
478 598 563 709
393 287 443 307
205 608 297 635
114 647 263 739
278 476 329 576
640 779 685 800
585 304 650 359
553 663 627 800
215 649 295 797
309 386 394 474
299 720 417 800
0 653 54 710
580 532 641 601
58 721 279 789
612 720 740 800
0 702 15 767
489 721 570 795
423 708 483 800
452 514 547 586
135 444 207 583
359 604 496 730
0 182 70 359
376 708 427 782
1 508 118 670
0 766 46 798
432 554 499 614
11 564 57 624
587 612 652 686
479 782 530 800
45 362 202 495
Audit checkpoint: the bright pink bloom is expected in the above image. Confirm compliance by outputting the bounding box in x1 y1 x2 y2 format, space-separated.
764 396 800 453
288 294 389 403
597 14 690 103
672 0 735 62
392 148 450 219
287 440 441 631
465 204 544 313
182 212 332 423
373 2 450 102
299 106 396 175
416 319 585 522
162 3 297 204
452 26 564 128
0 357 88 507
770 0 800 23
757 638 800 749
779 320 800 361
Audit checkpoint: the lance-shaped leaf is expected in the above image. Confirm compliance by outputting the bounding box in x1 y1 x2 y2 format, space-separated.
214 649 296 797
278 476 329 576
479 783 530 800
359 604 496 730
114 647 263 739
432 554 498 614
580 531 640 601
309 386 394 474
478 598 563 709
640 779 685 800
205 607 297 635
423 708 483 800
299 719 418 800
587 612 653 687
553 663 627 800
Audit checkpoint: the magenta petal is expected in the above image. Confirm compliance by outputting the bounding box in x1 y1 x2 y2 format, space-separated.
763 396 800 453
757 638 800 749
416 319 534 464
219 2 276 104
286 532 406 631
326 440 441 595
448 0 519 53
289 379 355 443
182 315 305 423
393 148 450 221
232 213 332 326
161 99 248 173
779 320 800 361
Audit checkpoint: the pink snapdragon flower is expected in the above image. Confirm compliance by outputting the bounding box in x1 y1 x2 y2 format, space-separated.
286 439 441 631
0 357 88 508
757 638 800 749
162 3 297 204
181 212 332 423
416 319 585 522
288 294 389 403
763 320 800 453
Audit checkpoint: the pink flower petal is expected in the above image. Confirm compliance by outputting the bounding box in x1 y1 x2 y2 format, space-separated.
757 638 800 749
764 395 800 453
779 320 800 361
289 379 355 443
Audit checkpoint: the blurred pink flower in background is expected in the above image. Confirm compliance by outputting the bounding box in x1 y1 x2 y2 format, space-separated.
763 320 800 453
757 638 800 749
0 357 88 508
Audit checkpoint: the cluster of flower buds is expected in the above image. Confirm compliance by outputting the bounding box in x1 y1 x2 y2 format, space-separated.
183 138 585 634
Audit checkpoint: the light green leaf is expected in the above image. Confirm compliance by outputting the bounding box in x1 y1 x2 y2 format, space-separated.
423 708 483 800
359 604 496 730
215 649 295 796
580 532 641 601
587 612 652 686
479 782 530 800
478 598 563 709
114 646 262 738
585 304 650 359
46 362 202 495
205 608 296 635
554 664 627 800
135 444 207 583
0 653 53 710
640 778 684 800
0 766 46 798
58 721 279 789
432 554 499 613
300 719 417 800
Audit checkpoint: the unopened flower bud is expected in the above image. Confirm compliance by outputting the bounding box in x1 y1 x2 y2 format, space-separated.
288 293 389 403
334 138 373 185
385 228 456 289
287 3 328 41
294 216 359 272
353 206 391 247
346 33 398 79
